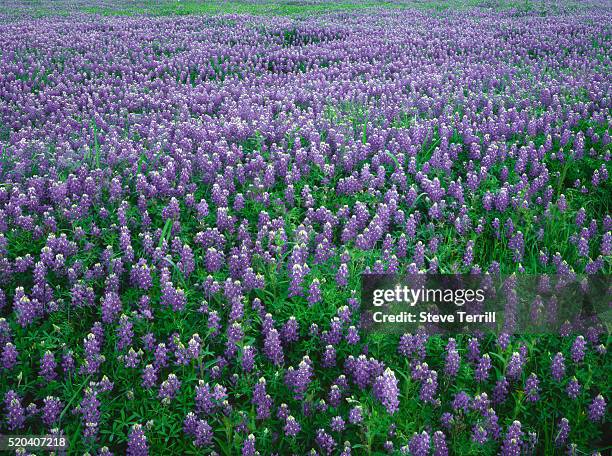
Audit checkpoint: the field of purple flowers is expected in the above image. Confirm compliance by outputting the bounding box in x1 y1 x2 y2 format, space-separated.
0 1 610 454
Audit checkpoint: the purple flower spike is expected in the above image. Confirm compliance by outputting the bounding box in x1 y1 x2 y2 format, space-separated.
4 390 25 431
408 431 430 456
2 342 18 370
42 396 62 427
500 421 523 456
39 351 57 381
284 415 301 437
566 377 581 400
373 368 400 415
242 434 256 456
551 353 565 381
127 424 149 456
570 335 586 363
555 418 570 447
588 395 606 422
524 373 540 402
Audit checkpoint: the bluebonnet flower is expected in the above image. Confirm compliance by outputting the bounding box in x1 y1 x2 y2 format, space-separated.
588 395 606 422
408 431 430 456
444 344 460 378
472 425 487 444
551 353 566 381
284 415 301 436
159 374 181 402
348 406 363 424
330 416 345 432
241 434 257 456
524 373 540 402
555 418 570 447
141 365 157 389
127 424 149 456
566 377 581 400
42 396 62 427
500 421 523 456
433 430 448 456
252 378 273 420
2 342 18 370
570 336 586 363
241 346 256 372
263 329 284 366
475 353 491 382
315 428 336 455
4 390 25 430
373 368 400 414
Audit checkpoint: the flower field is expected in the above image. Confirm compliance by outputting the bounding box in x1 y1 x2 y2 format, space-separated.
0 1 610 454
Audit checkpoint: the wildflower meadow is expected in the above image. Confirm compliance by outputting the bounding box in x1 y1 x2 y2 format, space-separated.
0 1 610 455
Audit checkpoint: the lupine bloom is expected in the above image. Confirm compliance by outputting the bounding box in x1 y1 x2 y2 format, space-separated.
42 396 62 427
408 431 430 456
159 374 181 401
493 377 509 404
285 356 313 400
241 346 256 373
79 387 100 439
566 377 581 400
570 336 587 363
193 419 213 447
500 421 523 456
471 393 490 414
336 263 349 287
587 395 606 422
101 292 122 324
141 365 158 389
322 345 336 368
398 332 428 361
252 378 273 420
281 317 299 344
551 353 566 381
467 338 480 363
348 406 363 424
62 351 74 374
154 344 168 368
419 371 438 405
2 342 18 370
506 352 523 379
4 390 25 431
440 412 454 430
284 415 301 436
472 425 488 444
524 373 540 402
475 354 491 382
242 434 256 456
444 343 460 378
315 428 336 455
555 418 570 447
127 424 149 456
373 368 400 415
346 326 360 345
39 351 57 381
195 382 225 415
263 329 284 366
452 391 470 413
307 279 322 306
330 416 345 432
431 431 448 456
497 333 511 351
80 333 104 375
